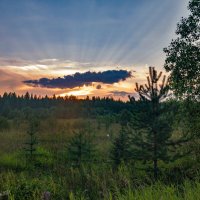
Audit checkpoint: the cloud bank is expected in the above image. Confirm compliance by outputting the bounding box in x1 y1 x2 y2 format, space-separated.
24 70 132 89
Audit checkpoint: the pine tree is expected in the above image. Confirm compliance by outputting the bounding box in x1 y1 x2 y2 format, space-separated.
131 66 171 179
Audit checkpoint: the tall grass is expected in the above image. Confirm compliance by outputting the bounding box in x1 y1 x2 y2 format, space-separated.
114 180 200 200
0 118 200 199
0 169 200 200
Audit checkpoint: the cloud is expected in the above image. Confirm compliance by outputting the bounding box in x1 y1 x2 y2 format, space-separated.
110 90 133 97
0 57 33 66
96 84 102 89
0 57 90 69
0 57 119 77
24 70 132 89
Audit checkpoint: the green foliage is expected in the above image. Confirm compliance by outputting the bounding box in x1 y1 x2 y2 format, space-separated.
110 126 132 166
0 93 199 198
0 172 65 200
118 109 133 127
0 116 10 131
0 170 200 200
66 126 96 167
114 180 200 200
35 147 54 167
0 151 26 170
24 119 39 166
172 99 200 162
164 0 200 99
132 67 172 179
103 114 115 130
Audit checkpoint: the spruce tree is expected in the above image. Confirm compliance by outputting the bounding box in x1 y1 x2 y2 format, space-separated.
110 126 131 166
110 109 132 166
24 119 39 166
66 126 96 167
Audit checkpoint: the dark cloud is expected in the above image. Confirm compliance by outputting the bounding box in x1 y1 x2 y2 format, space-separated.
96 84 101 89
110 90 133 97
24 70 132 89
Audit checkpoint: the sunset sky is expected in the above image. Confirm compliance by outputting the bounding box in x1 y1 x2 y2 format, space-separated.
0 0 189 100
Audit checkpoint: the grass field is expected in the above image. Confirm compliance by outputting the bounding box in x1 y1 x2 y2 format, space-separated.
0 118 199 199
0 171 200 199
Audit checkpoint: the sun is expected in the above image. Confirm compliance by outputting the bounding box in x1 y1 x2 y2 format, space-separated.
59 85 94 97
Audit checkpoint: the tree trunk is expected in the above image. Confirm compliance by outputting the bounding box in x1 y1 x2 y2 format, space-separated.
152 94 158 180
153 130 158 180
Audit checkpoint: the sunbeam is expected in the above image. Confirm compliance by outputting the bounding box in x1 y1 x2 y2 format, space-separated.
0 0 189 99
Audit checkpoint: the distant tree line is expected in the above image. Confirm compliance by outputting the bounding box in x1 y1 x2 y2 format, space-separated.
0 92 133 120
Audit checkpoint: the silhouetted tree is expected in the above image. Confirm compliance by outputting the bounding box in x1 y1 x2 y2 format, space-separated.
131 67 171 179
164 0 200 99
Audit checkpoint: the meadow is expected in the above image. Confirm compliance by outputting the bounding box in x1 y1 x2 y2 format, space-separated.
0 101 199 200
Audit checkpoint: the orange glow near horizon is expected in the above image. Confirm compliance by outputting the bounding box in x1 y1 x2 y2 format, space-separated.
0 59 163 101
59 85 94 97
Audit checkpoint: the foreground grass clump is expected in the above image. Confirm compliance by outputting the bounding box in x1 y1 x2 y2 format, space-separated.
115 181 200 200
0 170 200 200
0 172 65 200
